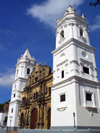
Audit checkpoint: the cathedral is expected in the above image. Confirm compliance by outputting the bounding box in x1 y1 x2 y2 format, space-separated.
7 5 100 132
19 63 52 129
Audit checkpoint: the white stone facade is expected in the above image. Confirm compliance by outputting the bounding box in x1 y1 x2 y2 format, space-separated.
51 6 100 127
7 49 35 127
0 113 7 126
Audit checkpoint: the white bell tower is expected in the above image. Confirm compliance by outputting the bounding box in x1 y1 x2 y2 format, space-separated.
7 49 35 129
51 6 100 129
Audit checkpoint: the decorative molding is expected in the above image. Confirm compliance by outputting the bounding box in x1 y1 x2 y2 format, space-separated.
85 106 97 111
95 67 98 71
70 60 78 64
52 38 95 56
79 58 93 65
57 107 67 112
52 70 55 73
56 59 68 67
51 75 100 89
59 38 65 44
79 36 87 43
57 68 60 71
65 63 68 66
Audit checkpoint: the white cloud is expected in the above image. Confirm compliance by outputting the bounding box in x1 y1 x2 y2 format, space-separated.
27 0 84 27
0 69 15 87
0 29 15 35
89 15 100 31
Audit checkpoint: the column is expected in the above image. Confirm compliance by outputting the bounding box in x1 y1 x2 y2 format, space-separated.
84 28 90 45
89 65 93 80
80 62 83 77
56 31 60 48
94 67 98 81
74 23 78 39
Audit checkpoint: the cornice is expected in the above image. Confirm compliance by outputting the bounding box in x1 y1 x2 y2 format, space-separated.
13 77 27 83
51 75 100 89
55 13 87 30
56 59 68 67
16 60 35 67
51 38 95 55
79 58 93 65
9 100 21 105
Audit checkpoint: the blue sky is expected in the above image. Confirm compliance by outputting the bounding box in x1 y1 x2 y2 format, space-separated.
0 0 100 103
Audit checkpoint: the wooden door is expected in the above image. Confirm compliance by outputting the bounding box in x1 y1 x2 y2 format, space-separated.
47 108 51 129
30 108 38 129
21 114 24 128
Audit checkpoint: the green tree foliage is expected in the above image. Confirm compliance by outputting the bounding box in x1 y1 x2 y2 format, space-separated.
0 100 10 112
90 0 100 7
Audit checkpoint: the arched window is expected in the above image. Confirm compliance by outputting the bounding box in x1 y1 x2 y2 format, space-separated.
60 30 64 38
27 68 30 74
80 29 83 36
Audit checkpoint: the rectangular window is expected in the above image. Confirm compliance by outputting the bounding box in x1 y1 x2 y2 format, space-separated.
60 94 65 102
86 93 92 101
34 93 35 99
13 94 15 97
11 109 13 113
83 66 89 74
35 77 38 82
62 70 64 78
36 92 38 99
80 29 83 36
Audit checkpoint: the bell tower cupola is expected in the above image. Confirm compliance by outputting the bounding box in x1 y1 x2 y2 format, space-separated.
7 49 35 129
56 5 90 49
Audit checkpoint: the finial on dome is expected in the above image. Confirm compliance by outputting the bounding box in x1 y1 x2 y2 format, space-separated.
37 60 39 64
57 17 60 23
64 5 76 16
82 14 85 19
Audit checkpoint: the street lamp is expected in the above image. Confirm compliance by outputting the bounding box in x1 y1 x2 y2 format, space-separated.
10 120 11 131
73 112 75 128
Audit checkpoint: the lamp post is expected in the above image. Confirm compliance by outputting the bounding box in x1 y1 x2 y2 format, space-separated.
73 112 75 128
10 120 11 131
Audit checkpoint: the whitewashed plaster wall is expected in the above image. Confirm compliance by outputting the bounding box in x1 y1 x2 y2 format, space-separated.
0 113 7 126
51 6 100 128
7 49 35 127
